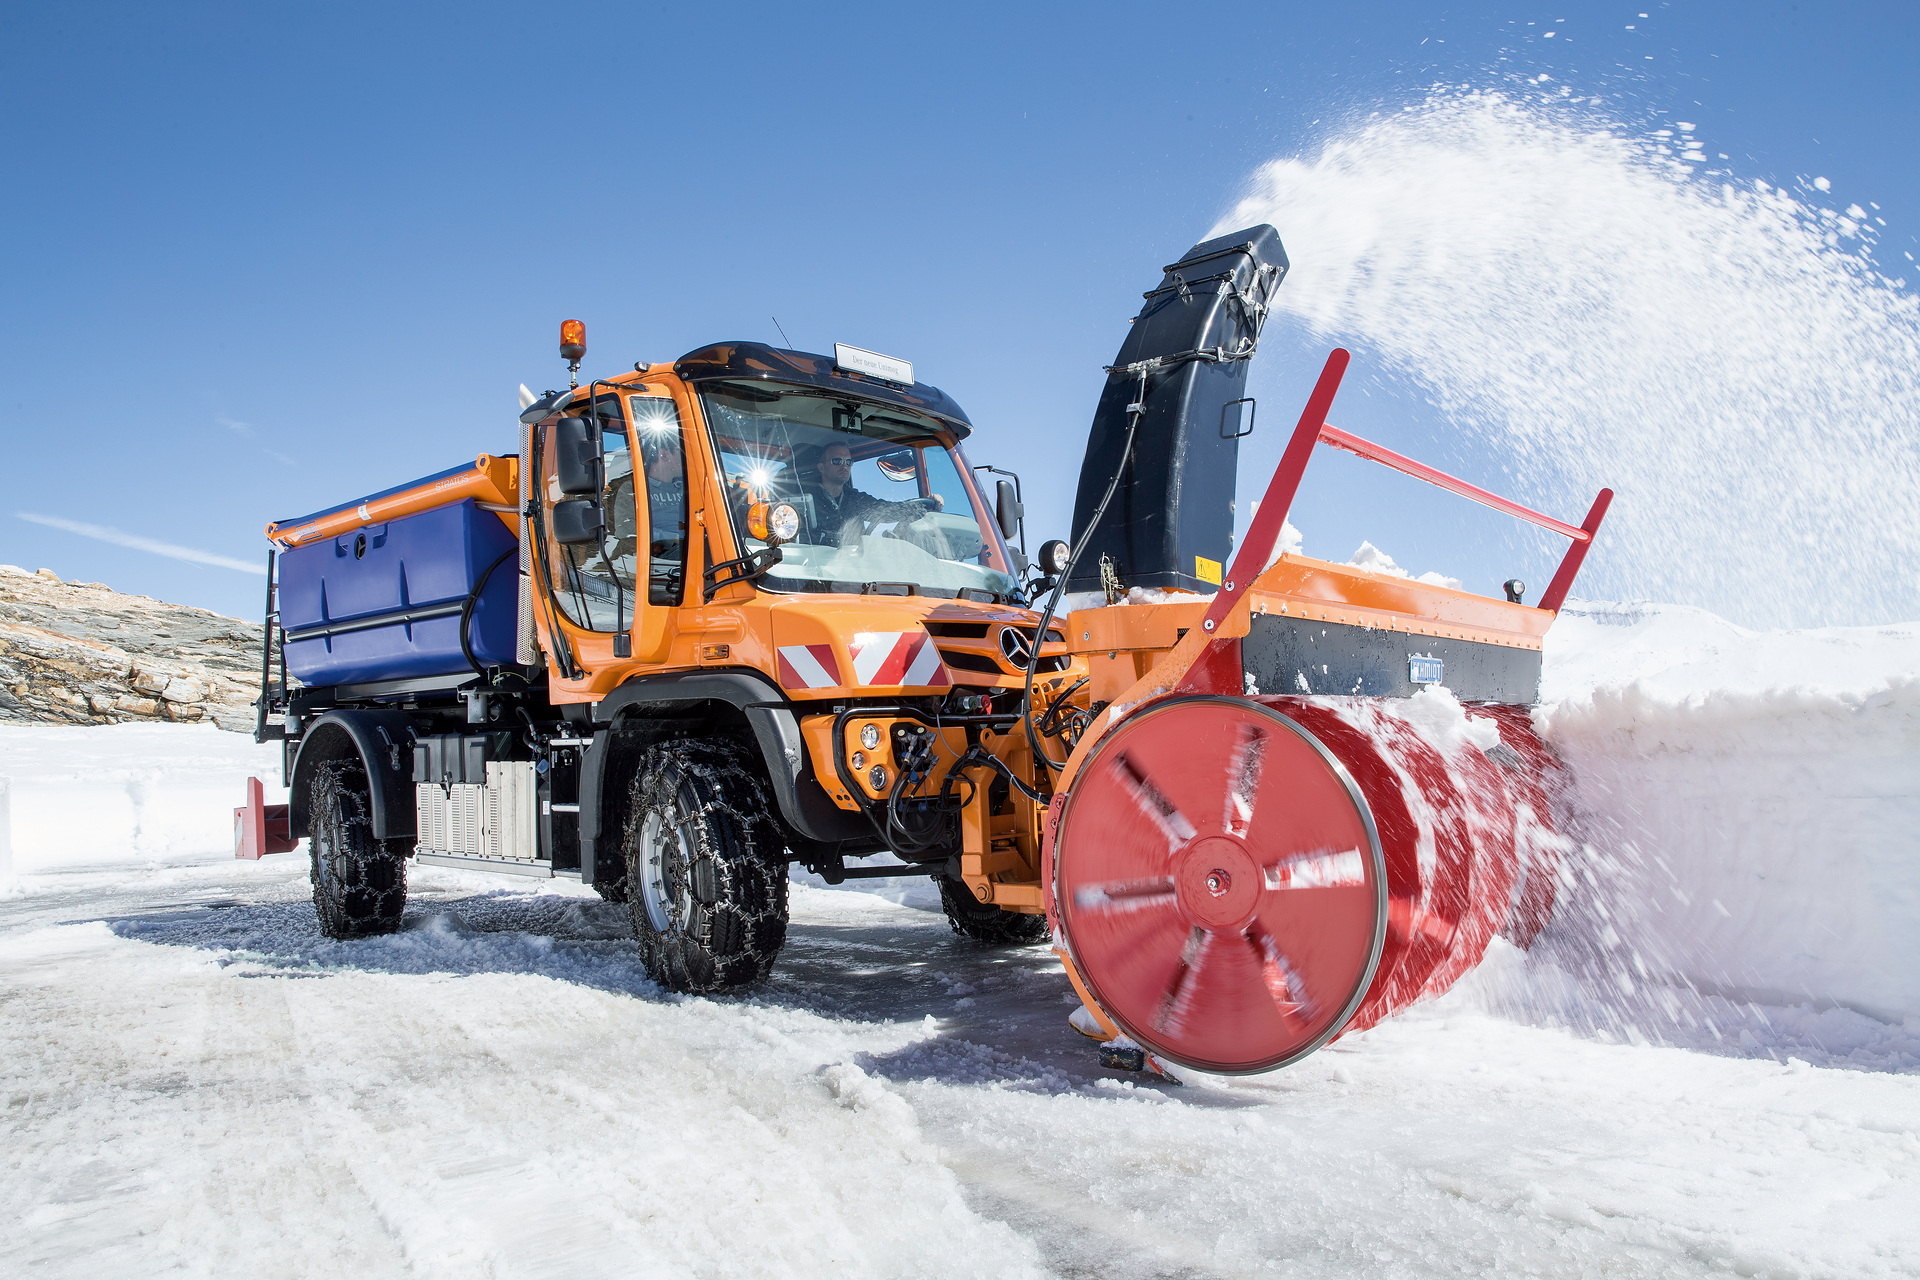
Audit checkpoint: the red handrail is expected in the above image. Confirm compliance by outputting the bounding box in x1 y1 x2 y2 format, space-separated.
1316 421 1614 612
1318 424 1589 543
1203 349 1612 621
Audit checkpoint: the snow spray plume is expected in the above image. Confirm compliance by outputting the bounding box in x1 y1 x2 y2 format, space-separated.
1216 88 1920 630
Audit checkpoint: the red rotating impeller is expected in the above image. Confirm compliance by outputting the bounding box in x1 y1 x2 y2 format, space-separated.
1054 697 1388 1073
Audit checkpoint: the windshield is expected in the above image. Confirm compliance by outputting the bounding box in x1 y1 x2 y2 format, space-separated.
697 380 1019 601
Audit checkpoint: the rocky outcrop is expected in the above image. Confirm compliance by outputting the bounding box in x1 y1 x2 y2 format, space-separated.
0 565 267 732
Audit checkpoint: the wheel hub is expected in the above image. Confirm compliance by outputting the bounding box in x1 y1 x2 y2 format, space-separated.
637 811 690 935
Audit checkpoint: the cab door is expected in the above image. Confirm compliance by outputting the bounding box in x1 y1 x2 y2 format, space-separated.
624 387 689 660
532 385 691 683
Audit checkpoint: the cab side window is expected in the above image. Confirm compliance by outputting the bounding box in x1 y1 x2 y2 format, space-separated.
630 393 688 607
543 398 634 631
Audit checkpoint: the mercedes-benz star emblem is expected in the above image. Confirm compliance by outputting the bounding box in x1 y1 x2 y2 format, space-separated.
998 626 1034 671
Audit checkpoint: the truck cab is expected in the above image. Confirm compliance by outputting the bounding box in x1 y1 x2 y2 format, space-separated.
263 339 1087 991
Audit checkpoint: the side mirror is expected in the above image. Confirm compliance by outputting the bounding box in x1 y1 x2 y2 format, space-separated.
995 479 1023 542
554 416 601 495
551 497 605 545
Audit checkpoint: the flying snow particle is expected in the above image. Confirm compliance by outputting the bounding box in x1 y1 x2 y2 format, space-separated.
1214 89 1920 627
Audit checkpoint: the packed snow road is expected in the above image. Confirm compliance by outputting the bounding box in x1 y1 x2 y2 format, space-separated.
2 726 1916 1279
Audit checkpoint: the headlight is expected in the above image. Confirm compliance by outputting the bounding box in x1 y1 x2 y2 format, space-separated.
859 723 881 750
747 501 801 545
1038 538 1071 576
868 765 887 791
767 502 800 542
850 751 866 770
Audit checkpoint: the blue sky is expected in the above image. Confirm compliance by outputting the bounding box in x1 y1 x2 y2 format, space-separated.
3 1 1915 621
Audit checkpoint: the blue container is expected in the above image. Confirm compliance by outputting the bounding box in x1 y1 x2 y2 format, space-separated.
279 498 520 687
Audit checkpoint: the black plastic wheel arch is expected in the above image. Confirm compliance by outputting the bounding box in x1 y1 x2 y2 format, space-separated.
287 709 418 841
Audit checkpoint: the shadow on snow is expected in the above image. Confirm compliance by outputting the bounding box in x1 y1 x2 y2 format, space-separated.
81 883 1223 1097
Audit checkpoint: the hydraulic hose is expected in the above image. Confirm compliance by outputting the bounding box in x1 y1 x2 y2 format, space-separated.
461 547 520 678
1036 674 1090 742
1018 371 1147 774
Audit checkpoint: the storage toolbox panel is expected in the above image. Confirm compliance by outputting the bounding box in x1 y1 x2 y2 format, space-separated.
279 497 519 687
414 763 537 861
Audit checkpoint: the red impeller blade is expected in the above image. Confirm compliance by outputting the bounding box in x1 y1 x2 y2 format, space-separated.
1054 697 1388 1073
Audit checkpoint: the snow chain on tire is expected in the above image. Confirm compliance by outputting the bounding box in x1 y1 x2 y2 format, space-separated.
308 760 409 938
938 876 1050 945
625 739 789 993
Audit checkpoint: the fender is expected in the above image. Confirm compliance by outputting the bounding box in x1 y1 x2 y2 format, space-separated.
287 709 418 841
579 669 878 883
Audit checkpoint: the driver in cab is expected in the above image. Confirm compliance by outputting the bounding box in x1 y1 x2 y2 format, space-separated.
802 442 940 547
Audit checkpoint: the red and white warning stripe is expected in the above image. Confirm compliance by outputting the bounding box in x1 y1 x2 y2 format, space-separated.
850 631 951 688
776 644 842 691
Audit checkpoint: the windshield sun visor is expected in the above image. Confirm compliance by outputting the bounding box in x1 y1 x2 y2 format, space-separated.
675 342 973 439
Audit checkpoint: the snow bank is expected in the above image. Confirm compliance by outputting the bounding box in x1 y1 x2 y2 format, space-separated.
1543 600 1920 703
0 723 283 873
0 777 11 884
1520 602 1920 1053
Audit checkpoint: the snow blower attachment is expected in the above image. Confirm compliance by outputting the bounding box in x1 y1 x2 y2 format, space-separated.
1044 345 1612 1073
238 225 1607 1078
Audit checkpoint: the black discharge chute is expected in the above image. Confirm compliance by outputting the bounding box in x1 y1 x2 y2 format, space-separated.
1067 225 1288 595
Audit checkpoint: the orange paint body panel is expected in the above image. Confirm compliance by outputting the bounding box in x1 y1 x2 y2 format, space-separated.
1064 554 1548 708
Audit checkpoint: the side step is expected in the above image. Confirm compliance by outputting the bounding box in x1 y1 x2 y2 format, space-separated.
413 850 577 879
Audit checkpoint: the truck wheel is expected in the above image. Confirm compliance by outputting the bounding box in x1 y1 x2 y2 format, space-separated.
308 760 408 939
938 877 1050 945
625 740 788 993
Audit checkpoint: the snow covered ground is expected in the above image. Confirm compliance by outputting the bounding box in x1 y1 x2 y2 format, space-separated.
3 603 1918 1278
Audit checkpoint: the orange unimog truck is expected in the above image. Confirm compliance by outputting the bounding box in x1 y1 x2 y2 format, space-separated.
255 324 1087 989
244 225 1609 1075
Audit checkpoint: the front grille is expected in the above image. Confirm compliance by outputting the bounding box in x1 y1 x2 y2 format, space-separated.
924 621 991 639
938 649 1004 675
1006 624 1070 673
